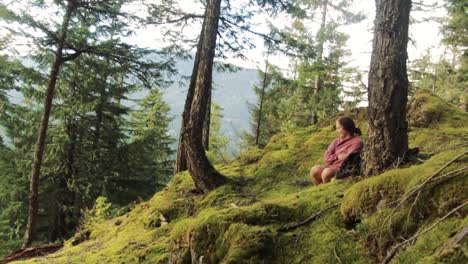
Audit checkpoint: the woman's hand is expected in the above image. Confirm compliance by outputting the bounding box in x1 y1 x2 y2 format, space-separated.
337 152 347 160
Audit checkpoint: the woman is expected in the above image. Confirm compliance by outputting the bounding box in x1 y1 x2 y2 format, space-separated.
310 117 363 185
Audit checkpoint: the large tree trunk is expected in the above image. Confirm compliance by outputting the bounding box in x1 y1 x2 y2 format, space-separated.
22 2 75 249
363 0 411 176
174 16 206 174
181 0 226 193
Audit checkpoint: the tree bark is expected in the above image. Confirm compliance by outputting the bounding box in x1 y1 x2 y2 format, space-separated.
363 0 411 176
181 0 226 193
202 90 211 151
174 14 207 174
22 1 75 249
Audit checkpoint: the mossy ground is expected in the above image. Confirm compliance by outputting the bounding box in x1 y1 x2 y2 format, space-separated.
13 91 467 264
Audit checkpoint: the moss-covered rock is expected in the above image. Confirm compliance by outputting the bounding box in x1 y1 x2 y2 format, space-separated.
12 91 467 264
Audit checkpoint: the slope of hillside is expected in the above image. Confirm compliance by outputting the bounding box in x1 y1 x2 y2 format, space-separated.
13 91 468 263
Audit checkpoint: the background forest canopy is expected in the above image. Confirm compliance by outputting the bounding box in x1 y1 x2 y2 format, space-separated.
0 0 466 257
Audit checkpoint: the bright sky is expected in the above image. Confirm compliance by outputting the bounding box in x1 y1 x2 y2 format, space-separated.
1 0 447 79
126 0 447 77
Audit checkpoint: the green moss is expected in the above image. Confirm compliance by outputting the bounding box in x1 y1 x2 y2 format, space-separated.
395 218 468 264
13 92 468 264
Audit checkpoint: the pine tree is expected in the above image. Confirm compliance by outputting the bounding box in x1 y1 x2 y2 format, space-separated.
1 0 175 248
206 103 231 164
269 0 364 127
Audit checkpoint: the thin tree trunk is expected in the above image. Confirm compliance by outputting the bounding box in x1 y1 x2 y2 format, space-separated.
202 90 211 151
314 0 327 95
311 0 328 125
255 57 269 146
363 0 411 176
22 2 75 249
181 0 226 193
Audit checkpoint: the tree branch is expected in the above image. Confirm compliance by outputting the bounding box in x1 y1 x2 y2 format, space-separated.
383 200 468 264
278 203 341 232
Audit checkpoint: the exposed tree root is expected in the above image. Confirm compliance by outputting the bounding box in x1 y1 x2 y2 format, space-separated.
0 243 63 264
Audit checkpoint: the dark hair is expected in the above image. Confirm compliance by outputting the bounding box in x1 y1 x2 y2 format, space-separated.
337 117 361 136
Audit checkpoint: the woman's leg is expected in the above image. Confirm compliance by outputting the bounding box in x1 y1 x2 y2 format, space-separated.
321 168 336 183
310 165 325 185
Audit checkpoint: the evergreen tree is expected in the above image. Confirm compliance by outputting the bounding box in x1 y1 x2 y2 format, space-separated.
125 90 174 197
441 0 467 110
243 65 293 147
272 0 364 126
206 103 231 164
1 0 175 248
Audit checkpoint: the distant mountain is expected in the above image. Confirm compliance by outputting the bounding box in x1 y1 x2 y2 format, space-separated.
7 56 259 152
134 59 259 153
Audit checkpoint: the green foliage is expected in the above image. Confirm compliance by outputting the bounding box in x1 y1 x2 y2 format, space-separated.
0 0 176 252
206 102 232 164
89 197 118 223
409 0 467 110
441 0 468 48
409 49 466 106
242 65 292 147
243 0 366 148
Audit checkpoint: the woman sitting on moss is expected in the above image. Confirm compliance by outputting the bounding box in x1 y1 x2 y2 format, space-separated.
310 117 363 185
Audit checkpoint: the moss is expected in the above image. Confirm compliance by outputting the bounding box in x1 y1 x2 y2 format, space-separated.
394 218 468 264
341 149 467 223
237 146 265 165
13 92 468 264
221 224 274 263
341 148 468 260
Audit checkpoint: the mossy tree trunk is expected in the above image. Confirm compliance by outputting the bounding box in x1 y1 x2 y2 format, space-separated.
177 0 227 192
363 0 411 176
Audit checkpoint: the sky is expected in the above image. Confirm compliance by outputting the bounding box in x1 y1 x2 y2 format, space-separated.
1 0 447 75
0 0 449 96
125 0 448 78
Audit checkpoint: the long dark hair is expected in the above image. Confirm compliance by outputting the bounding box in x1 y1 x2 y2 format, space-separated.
337 117 361 136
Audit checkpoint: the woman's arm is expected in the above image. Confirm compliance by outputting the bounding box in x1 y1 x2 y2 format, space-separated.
348 140 364 155
338 139 364 160
324 139 338 165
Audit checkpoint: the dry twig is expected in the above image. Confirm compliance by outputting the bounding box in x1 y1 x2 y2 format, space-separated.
385 150 467 224
278 203 341 232
382 200 468 264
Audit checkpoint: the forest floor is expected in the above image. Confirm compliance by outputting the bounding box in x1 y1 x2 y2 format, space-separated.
6 90 468 264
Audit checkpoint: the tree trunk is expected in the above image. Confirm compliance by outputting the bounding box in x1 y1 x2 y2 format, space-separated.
181 0 226 193
174 16 206 174
202 90 211 151
311 0 328 125
22 2 75 249
363 0 411 176
255 59 269 147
